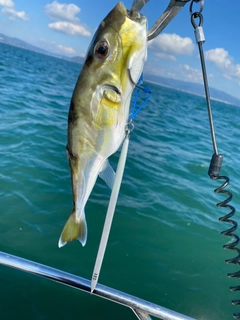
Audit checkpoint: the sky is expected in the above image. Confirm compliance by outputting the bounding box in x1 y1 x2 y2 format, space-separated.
1 0 240 99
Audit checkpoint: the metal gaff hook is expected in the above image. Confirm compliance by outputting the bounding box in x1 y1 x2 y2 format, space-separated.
147 0 191 40
130 0 150 17
131 0 202 41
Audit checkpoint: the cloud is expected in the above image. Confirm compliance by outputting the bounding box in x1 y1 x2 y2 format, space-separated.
181 64 205 83
145 61 205 85
144 64 165 77
48 21 91 37
0 0 29 20
45 1 91 37
34 37 75 56
205 48 240 82
205 48 232 69
148 33 195 60
0 0 13 7
153 52 177 61
2 7 28 20
57 44 76 54
45 1 80 22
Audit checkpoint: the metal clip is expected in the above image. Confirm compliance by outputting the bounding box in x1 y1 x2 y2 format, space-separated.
191 12 205 44
189 0 204 15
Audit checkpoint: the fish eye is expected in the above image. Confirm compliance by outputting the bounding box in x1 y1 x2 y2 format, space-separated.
94 40 109 59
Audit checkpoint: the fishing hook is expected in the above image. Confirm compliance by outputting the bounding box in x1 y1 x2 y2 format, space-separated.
127 68 145 91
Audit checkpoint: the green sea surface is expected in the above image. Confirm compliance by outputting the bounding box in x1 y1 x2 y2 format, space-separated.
1 42 240 319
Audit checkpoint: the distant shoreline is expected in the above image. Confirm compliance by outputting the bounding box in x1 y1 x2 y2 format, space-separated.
1 34 240 107
145 79 233 107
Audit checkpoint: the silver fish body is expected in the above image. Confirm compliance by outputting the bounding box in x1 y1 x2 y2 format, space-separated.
58 2 147 248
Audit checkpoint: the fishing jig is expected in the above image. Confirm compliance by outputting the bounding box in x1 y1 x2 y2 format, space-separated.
190 1 240 317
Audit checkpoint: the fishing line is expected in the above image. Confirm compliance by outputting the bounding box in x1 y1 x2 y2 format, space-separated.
130 73 151 121
190 1 240 317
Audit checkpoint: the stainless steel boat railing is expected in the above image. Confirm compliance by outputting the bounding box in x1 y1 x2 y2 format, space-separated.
0 251 195 320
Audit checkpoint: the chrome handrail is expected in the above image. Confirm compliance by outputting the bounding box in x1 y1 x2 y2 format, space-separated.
0 251 195 320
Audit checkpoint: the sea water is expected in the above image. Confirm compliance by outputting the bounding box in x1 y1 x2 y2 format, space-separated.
1 42 240 319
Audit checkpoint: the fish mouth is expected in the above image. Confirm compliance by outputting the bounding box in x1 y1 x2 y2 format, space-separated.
102 84 122 103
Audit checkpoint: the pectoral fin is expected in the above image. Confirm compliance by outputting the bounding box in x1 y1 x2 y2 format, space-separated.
58 211 87 248
99 159 115 189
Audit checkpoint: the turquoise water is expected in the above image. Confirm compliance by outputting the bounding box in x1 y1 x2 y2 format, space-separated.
1 42 240 319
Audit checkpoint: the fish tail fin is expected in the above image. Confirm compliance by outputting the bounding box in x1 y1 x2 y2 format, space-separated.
58 211 87 248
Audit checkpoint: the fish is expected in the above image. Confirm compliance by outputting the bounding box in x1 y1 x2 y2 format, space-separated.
58 1 147 248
